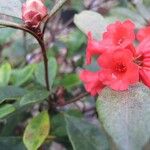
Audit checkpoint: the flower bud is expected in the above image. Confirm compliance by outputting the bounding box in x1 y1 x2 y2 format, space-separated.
22 0 48 29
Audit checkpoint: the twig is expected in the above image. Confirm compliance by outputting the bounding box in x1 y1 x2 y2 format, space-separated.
39 37 50 91
42 0 69 35
59 92 89 106
0 21 50 91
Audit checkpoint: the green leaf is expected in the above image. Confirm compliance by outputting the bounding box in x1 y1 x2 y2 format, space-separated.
35 57 57 88
96 83 150 150
60 74 81 89
11 64 35 86
52 110 82 138
0 137 26 150
20 90 49 106
0 0 22 18
59 29 86 56
74 10 107 40
23 111 50 150
0 86 27 104
0 62 11 86
110 7 146 28
0 104 15 119
65 115 109 150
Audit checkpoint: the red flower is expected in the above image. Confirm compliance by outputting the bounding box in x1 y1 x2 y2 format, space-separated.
22 0 47 29
86 32 104 65
135 37 150 87
79 70 105 96
100 20 135 50
136 26 150 41
98 48 139 90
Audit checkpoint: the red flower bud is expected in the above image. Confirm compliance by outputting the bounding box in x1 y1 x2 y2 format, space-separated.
22 0 47 29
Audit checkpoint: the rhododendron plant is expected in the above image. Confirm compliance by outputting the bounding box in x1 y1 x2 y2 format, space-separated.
22 0 48 29
1 0 150 149
80 20 150 95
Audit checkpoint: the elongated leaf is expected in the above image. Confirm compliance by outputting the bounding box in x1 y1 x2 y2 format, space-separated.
74 10 107 40
0 104 15 119
35 57 57 88
23 111 50 150
0 0 22 18
0 62 11 86
0 137 26 150
20 90 49 106
96 84 150 150
11 64 35 86
0 86 27 104
60 74 81 89
65 115 109 150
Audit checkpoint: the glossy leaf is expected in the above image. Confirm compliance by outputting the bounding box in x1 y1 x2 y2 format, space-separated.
0 86 27 104
0 104 15 119
0 0 22 18
23 111 50 150
74 10 107 40
96 84 150 150
0 137 26 150
35 57 57 88
0 62 11 86
65 115 109 150
20 90 49 106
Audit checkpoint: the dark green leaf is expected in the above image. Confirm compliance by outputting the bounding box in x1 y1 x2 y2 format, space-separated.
23 111 50 150
60 74 81 89
96 84 150 150
0 86 27 104
52 110 83 138
35 57 57 88
65 115 109 150
0 104 15 119
0 137 26 150
20 90 49 106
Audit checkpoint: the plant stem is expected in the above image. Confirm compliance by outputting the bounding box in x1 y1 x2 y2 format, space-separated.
42 0 69 34
59 92 89 106
40 37 50 91
0 21 50 91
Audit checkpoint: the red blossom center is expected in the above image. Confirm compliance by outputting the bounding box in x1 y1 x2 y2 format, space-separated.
134 54 143 66
114 62 127 73
117 38 124 45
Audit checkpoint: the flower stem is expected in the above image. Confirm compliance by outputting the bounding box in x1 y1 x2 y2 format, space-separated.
40 37 50 91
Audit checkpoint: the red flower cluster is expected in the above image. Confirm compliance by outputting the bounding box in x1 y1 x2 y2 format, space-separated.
22 0 47 29
80 20 150 96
